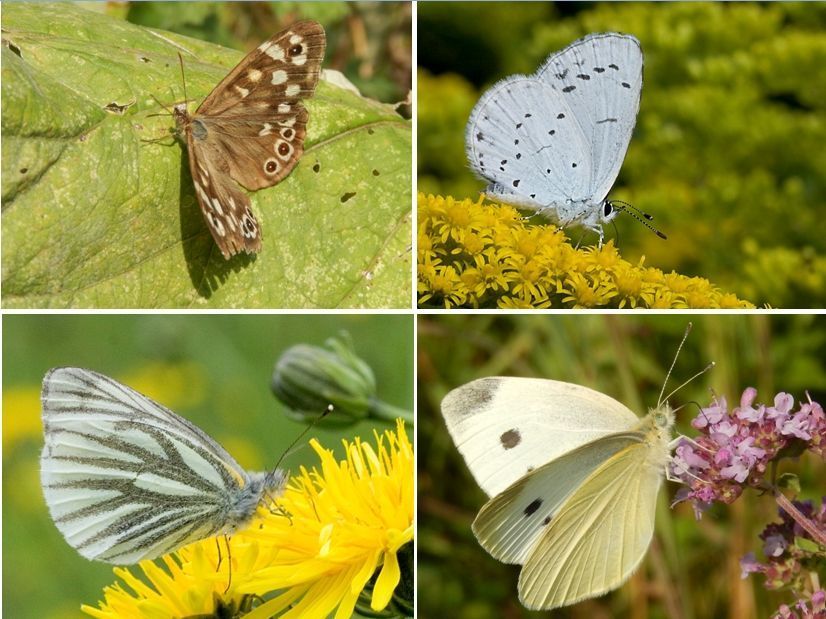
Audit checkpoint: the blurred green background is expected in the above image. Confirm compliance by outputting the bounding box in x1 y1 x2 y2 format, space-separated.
80 0 412 106
2 314 412 619
418 2 826 307
418 314 826 618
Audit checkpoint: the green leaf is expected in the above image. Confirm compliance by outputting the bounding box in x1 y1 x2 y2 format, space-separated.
1 3 411 308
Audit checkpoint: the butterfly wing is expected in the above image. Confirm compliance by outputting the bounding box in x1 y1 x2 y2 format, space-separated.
441 377 639 497
472 431 643 565
185 130 262 258
195 20 325 191
40 367 250 563
465 33 642 211
517 435 664 610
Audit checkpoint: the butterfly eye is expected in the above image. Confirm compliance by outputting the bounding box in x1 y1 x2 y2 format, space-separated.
289 44 303 56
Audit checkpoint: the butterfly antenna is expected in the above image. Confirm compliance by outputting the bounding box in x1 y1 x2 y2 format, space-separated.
657 322 716 408
178 52 188 106
271 404 334 472
610 199 667 240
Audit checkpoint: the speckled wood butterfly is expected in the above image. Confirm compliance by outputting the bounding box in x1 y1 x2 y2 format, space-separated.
174 20 326 259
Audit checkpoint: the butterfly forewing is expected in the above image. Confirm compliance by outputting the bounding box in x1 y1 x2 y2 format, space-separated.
177 20 326 259
40 367 277 564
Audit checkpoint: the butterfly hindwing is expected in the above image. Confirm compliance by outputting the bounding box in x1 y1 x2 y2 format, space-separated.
472 432 644 566
186 134 262 259
518 437 661 610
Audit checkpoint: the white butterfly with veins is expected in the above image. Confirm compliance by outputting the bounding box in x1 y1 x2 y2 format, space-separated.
40 367 287 564
466 32 663 244
441 374 679 610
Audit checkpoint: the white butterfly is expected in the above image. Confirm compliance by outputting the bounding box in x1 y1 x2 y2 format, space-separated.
442 375 675 610
40 367 287 564
465 33 646 243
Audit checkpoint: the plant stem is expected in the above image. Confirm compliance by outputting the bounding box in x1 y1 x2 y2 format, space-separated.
774 491 826 548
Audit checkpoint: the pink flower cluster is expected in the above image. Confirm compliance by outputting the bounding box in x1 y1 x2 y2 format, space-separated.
670 389 825 516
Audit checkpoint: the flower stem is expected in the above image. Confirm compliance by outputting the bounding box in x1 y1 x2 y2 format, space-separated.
370 398 413 424
774 490 826 548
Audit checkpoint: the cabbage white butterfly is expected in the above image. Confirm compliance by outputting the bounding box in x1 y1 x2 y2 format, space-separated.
441 328 704 610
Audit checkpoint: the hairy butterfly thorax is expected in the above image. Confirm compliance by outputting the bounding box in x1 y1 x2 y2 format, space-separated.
173 21 326 259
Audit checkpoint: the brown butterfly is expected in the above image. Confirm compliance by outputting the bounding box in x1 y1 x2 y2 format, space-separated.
173 21 326 259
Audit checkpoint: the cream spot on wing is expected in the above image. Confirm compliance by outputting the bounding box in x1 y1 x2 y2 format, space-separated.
285 83 300 97
289 34 303 45
277 117 296 128
197 163 209 177
277 103 291 114
291 54 307 66
195 182 210 203
271 69 287 85
210 197 224 216
234 85 249 98
247 69 262 82
258 41 272 53
263 44 285 61
199 174 208 187
207 212 225 236
258 123 273 136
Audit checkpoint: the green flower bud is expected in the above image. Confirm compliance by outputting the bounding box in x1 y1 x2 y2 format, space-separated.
272 333 376 426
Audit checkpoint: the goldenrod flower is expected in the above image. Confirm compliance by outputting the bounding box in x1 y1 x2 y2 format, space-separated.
418 193 756 309
81 420 413 619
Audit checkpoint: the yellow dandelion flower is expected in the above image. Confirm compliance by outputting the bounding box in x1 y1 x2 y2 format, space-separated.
82 421 413 619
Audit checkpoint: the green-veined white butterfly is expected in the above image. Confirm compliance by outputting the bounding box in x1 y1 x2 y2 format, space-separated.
40 367 287 564
441 332 706 610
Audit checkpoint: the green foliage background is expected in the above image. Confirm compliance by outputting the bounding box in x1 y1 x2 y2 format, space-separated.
418 314 826 618
418 2 826 308
2 2 412 309
2 314 413 619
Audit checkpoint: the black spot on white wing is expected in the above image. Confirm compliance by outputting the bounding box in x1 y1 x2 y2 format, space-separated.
622 82 631 89
524 498 542 517
548 130 555 136
609 63 619 70
557 113 565 119
500 429 521 449
542 516 551 526
576 73 590 80
594 66 605 73
562 85 576 93
513 179 520 188
597 118 618 124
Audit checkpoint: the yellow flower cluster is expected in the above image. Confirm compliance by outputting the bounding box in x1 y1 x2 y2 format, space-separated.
418 194 755 309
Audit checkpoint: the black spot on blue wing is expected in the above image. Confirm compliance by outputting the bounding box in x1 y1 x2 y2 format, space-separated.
594 66 605 73
562 85 576 93
524 499 542 517
513 179 520 188
622 82 631 89
557 113 565 119
597 118 618 124
609 63 619 70
576 73 590 80
548 129 556 136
